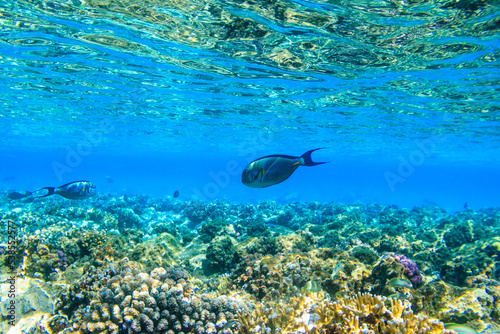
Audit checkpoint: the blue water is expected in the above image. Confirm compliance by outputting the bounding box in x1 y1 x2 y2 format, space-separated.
1 148 499 212
1 0 499 211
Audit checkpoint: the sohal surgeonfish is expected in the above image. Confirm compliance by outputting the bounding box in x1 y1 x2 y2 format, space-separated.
36 181 96 200
242 148 327 188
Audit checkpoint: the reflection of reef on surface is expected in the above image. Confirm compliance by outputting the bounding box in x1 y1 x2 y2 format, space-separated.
10 0 500 80
0 192 499 333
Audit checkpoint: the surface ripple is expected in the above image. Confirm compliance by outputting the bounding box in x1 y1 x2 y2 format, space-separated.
0 0 498 157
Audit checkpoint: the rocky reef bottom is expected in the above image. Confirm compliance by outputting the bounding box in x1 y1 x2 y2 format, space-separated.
0 192 499 333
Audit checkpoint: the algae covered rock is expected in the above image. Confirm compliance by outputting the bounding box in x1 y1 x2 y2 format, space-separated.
438 287 495 323
116 208 142 230
245 219 270 237
0 277 56 332
198 219 228 242
244 236 279 256
352 246 379 265
443 220 475 248
205 236 240 275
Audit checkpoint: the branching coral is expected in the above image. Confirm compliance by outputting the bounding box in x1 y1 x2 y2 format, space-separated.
238 292 455 334
238 293 321 334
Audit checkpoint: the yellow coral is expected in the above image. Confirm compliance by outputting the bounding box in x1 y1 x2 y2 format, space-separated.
238 292 454 334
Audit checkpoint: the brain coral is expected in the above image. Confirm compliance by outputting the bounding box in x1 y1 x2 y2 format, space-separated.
66 263 248 333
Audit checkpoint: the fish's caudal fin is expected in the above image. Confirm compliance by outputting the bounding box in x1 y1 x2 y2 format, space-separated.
36 187 55 198
301 148 327 166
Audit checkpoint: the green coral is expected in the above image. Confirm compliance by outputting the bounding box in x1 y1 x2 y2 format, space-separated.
199 219 228 242
444 220 475 248
352 246 378 265
245 219 270 237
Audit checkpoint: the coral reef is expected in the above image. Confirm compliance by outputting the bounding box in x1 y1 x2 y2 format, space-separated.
1 192 499 333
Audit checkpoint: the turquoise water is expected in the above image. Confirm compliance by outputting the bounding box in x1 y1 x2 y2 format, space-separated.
1 0 499 208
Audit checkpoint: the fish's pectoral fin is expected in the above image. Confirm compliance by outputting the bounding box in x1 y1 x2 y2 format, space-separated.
258 169 266 182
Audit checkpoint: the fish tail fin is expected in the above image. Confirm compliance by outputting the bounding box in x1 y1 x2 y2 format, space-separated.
301 148 327 166
36 187 55 198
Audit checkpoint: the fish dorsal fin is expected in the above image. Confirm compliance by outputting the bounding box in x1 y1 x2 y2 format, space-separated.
254 154 299 161
58 180 89 189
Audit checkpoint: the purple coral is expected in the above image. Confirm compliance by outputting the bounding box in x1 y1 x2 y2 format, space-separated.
394 254 423 286
57 250 68 271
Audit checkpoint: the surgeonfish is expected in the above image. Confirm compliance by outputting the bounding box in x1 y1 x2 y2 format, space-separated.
242 148 327 188
173 190 180 198
36 181 96 200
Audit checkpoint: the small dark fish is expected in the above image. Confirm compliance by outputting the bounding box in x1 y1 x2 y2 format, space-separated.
173 190 180 198
222 320 237 330
242 148 327 188
36 181 96 200
387 277 412 288
7 191 32 200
